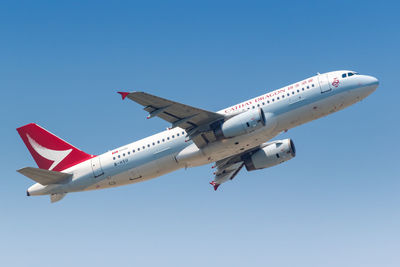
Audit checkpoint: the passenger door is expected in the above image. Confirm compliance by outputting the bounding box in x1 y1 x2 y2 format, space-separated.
318 74 332 93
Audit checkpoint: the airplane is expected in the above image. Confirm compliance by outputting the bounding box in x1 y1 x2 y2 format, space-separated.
17 70 379 202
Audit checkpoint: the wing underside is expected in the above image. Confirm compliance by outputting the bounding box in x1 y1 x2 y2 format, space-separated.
210 157 245 191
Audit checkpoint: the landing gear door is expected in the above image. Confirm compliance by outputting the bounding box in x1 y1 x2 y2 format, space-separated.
91 157 104 178
318 74 332 93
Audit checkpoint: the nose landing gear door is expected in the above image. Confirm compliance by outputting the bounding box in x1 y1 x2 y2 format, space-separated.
318 74 332 93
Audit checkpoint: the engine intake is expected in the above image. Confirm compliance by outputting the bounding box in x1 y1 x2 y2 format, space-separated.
244 139 296 171
214 108 266 139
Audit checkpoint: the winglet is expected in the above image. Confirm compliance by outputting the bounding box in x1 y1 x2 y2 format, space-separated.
117 92 130 100
210 181 220 191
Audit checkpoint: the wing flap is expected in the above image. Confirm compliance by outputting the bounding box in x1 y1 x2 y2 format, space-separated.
18 167 72 185
211 161 244 191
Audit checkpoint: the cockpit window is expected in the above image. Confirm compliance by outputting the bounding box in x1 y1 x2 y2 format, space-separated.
343 72 359 78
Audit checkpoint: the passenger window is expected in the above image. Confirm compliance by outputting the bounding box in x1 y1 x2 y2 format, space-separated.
287 93 289 96
312 84 314 87
133 149 135 153
118 155 120 158
113 157 115 160
306 86 309 89
177 133 180 136
152 142 155 146
138 148 140 151
167 137 170 140
142 146 145 149
157 140 160 144
182 131 185 135
262 102 265 105
277 97 280 100
302 88 304 91
297 90 299 93
282 95 285 98
267 100 270 104
128 152 130 155
147 144 150 148
292 91 295 95
162 139 165 142
272 99 275 102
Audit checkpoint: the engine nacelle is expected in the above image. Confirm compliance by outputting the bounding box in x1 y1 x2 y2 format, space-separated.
244 139 296 171
214 108 266 139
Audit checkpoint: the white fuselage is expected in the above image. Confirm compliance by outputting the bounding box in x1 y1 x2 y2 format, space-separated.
28 70 379 196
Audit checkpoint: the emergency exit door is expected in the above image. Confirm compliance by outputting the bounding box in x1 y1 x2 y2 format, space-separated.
91 157 104 178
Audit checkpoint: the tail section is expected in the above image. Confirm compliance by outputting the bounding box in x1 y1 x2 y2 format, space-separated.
18 167 72 185
17 123 94 171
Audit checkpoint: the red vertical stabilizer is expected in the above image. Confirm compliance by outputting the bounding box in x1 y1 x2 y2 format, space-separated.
17 123 94 171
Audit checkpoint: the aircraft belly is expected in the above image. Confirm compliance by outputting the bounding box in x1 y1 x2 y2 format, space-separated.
86 153 181 190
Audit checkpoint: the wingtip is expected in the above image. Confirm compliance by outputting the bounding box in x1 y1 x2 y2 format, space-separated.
210 181 220 191
117 91 130 100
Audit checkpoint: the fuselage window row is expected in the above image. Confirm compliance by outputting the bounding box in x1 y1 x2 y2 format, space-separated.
240 83 315 112
112 131 187 161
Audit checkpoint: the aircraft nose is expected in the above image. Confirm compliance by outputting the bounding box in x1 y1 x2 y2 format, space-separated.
364 75 379 89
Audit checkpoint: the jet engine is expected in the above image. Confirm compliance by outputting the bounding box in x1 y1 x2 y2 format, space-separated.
214 108 267 139
244 139 296 171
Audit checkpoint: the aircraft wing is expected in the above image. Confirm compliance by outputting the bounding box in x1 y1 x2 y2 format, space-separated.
210 157 245 191
118 91 225 147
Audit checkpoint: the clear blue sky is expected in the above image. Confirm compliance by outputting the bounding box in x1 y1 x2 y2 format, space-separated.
1 1 399 266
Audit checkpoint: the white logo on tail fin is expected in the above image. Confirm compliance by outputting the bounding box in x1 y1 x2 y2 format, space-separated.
26 134 72 170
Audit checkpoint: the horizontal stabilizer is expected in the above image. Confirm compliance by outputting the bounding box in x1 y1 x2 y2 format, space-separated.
17 167 71 185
